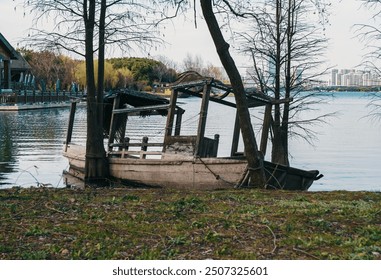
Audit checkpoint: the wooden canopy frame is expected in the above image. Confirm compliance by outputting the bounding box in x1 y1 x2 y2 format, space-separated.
166 76 291 158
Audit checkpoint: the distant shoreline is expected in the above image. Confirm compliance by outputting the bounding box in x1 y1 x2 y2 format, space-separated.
312 86 381 92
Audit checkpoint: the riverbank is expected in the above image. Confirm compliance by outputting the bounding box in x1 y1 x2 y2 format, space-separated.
0 187 380 260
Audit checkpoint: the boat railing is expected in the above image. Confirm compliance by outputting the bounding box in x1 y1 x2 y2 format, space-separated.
108 136 164 159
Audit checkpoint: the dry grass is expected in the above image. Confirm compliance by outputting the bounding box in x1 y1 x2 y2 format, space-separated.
0 186 380 260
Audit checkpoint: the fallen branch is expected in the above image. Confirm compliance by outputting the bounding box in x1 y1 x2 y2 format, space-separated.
263 224 277 254
293 246 320 260
44 203 66 215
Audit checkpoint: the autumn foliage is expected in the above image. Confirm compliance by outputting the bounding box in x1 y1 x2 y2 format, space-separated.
18 49 178 92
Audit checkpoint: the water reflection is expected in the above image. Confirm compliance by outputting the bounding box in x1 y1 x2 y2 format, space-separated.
0 108 78 187
0 93 380 191
0 113 17 183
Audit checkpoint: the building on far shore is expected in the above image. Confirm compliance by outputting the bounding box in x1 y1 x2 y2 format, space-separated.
329 68 381 87
0 33 32 92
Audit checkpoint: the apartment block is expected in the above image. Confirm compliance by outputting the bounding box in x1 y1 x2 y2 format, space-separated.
329 68 381 87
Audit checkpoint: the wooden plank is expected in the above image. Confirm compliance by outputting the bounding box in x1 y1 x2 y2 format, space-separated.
110 142 163 148
113 104 170 115
108 157 247 189
179 88 237 108
260 104 272 157
163 89 179 150
195 83 211 156
230 111 241 157
120 137 130 158
119 114 128 146
108 94 121 151
171 79 210 89
212 134 220 157
109 151 162 157
141 136 148 159
65 102 77 151
174 107 185 136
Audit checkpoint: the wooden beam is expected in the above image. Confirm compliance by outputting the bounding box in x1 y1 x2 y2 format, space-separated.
230 110 241 157
179 88 237 108
174 107 185 136
260 104 272 157
119 114 128 146
141 136 148 159
108 94 121 151
112 104 170 115
163 89 179 151
195 83 211 156
64 102 77 151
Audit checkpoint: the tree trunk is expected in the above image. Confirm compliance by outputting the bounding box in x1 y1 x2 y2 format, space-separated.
279 0 295 167
200 0 266 188
84 0 108 184
271 0 289 166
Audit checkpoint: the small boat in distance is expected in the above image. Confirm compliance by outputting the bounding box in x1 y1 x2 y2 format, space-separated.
64 72 323 190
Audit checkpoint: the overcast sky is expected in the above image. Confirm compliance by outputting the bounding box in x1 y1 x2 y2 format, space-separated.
0 0 377 71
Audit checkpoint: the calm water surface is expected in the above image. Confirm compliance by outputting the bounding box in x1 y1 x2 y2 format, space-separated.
0 92 380 191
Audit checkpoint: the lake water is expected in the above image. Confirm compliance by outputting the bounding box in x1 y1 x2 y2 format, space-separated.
0 92 380 191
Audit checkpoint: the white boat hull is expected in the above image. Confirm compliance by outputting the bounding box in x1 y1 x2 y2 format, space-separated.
64 144 245 189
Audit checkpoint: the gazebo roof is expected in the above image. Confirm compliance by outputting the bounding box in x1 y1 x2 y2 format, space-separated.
0 33 31 70
0 33 18 60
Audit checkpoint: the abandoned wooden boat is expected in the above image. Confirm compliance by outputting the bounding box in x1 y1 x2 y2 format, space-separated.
64 73 323 190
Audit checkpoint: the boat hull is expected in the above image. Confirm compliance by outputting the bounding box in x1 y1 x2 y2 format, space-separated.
64 144 321 190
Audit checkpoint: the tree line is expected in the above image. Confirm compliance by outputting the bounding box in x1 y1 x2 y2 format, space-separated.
18 48 228 93
18 49 178 92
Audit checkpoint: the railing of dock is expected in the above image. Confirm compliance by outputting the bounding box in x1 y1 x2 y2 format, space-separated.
0 89 85 105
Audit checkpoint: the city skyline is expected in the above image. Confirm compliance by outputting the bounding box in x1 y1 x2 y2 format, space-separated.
329 68 381 87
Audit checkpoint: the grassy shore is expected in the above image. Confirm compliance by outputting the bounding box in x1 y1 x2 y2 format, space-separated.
0 186 380 260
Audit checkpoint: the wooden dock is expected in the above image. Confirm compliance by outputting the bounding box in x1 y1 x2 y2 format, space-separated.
0 102 73 111
0 89 85 111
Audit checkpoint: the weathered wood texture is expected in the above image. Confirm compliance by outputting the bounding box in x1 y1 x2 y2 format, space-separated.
64 144 320 190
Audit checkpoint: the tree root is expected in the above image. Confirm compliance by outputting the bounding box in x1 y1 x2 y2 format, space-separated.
235 165 266 189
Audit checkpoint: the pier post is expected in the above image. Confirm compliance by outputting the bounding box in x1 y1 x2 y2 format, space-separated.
174 108 185 136
212 134 220 157
24 88 27 104
195 82 211 156
141 136 148 159
15 90 19 104
32 89 36 104
65 102 77 151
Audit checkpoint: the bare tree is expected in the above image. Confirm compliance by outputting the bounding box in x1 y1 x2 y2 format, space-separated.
239 0 331 165
182 53 204 73
181 53 227 81
23 0 172 184
356 0 381 120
